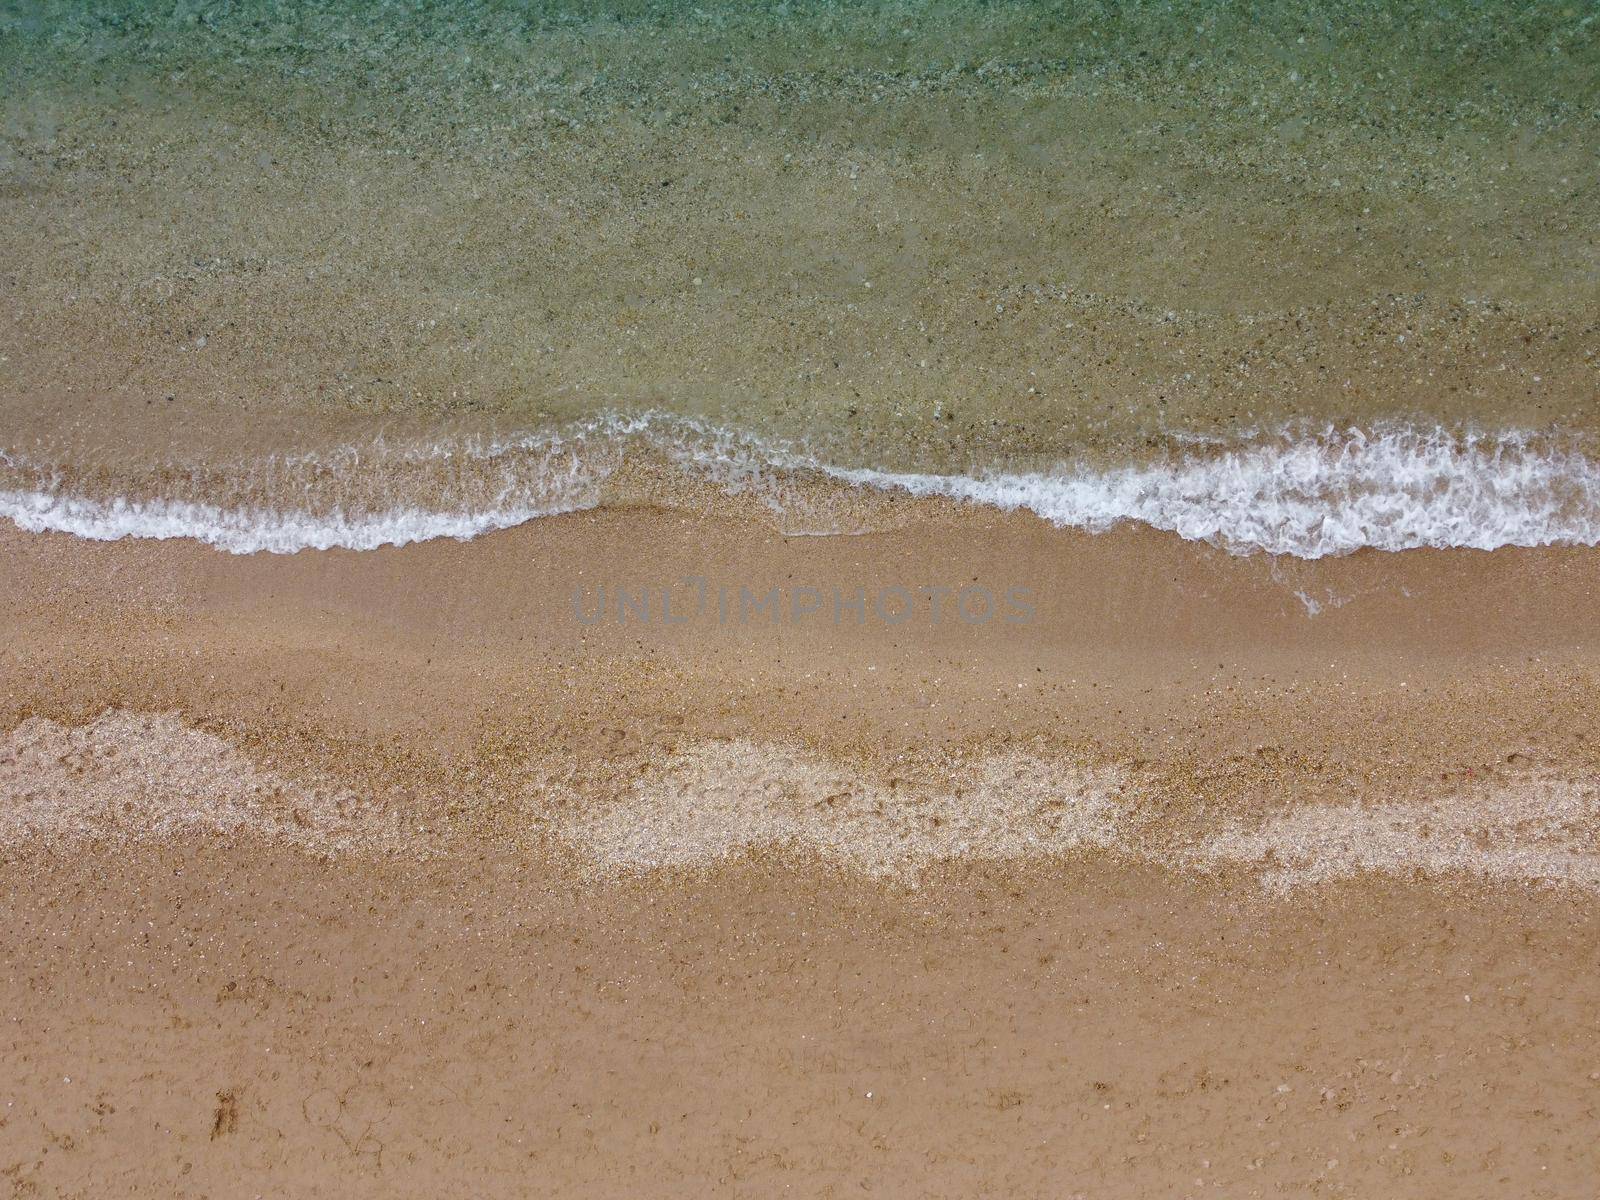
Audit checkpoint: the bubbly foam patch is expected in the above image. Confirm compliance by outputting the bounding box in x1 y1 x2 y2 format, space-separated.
4 417 1600 557
0 712 398 852
1195 774 1600 892
824 427 1600 557
7 714 1600 894
558 740 1135 879
0 492 587 555
0 421 622 554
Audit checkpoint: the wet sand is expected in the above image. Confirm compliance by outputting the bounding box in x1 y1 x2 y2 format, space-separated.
5 843 1599 1198
4 502 1600 780
3 505 1600 1194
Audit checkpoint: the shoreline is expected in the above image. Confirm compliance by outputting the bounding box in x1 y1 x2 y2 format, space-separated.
7 1 1599 1190
10 418 1600 557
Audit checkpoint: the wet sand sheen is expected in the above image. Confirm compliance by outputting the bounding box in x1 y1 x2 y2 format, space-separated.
4 504 1600 858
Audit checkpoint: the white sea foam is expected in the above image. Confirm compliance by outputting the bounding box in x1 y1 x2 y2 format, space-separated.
0 491 593 554
3 415 1600 558
561 740 1133 879
1194 773 1600 892
815 428 1600 557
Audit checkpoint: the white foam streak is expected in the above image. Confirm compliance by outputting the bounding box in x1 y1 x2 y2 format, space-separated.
4 416 1600 557
818 429 1600 557
0 489 593 554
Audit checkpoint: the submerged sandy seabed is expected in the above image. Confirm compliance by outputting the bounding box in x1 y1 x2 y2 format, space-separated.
3 504 1600 1194
4 1 1596 477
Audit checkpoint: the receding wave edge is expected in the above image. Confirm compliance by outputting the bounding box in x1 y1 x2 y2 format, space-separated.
4 414 1600 558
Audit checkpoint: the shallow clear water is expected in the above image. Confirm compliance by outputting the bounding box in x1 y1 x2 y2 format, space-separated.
2 1 1596 552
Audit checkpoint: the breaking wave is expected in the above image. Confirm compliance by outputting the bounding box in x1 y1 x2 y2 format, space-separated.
4 415 1600 558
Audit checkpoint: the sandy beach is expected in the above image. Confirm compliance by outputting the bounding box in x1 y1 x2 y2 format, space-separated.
6 2 1600 1193
7 840 1600 1198
4 504 1600 1194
